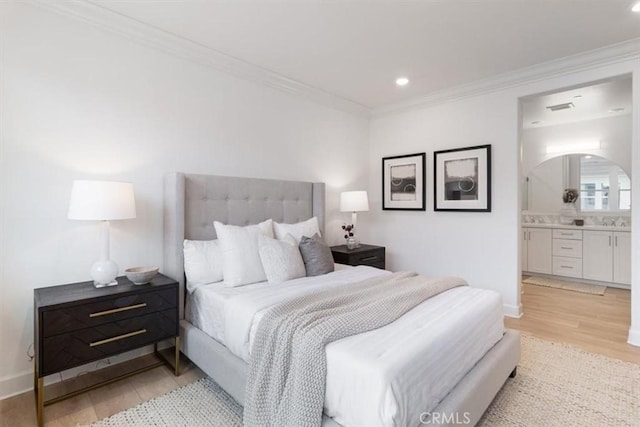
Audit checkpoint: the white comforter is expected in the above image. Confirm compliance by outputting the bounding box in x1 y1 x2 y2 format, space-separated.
188 266 504 427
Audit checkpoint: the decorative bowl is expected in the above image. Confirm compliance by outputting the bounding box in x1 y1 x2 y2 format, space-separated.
125 266 159 285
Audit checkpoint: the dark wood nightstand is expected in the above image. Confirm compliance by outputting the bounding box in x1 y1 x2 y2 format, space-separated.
330 244 386 269
34 273 180 427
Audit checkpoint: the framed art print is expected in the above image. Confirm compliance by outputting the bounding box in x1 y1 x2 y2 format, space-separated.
382 152 426 211
434 145 491 212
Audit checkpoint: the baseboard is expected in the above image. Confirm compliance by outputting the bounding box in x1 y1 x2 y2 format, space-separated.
0 371 33 401
0 345 157 400
522 272 630 290
503 303 523 318
628 328 640 347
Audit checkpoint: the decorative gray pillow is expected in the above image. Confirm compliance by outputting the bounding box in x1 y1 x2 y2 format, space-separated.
299 234 335 277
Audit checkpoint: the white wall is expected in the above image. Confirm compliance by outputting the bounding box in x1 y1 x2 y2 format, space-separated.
369 92 522 317
369 61 640 343
0 3 369 398
522 115 632 176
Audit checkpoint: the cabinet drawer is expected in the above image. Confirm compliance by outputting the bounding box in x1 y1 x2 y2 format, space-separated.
552 257 583 278
552 239 582 258
41 308 177 376
552 229 582 240
42 287 177 337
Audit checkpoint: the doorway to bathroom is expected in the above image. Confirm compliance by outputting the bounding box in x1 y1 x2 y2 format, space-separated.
510 75 639 362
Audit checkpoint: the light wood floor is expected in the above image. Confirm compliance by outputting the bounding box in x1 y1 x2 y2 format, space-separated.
2 283 638 426
0 354 206 427
506 282 640 364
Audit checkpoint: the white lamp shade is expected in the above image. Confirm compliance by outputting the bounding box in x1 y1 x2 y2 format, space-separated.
68 180 136 220
340 191 369 212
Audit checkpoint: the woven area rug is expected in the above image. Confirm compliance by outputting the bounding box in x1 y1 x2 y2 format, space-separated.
90 335 639 426
523 275 607 295
477 335 639 426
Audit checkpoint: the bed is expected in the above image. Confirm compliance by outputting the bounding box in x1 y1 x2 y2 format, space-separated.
163 172 520 426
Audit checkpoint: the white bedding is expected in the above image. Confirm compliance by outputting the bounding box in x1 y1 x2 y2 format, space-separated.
187 266 504 427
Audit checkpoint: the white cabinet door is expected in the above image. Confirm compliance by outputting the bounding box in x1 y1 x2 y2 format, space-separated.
613 232 631 285
522 228 528 272
583 231 613 282
527 228 552 274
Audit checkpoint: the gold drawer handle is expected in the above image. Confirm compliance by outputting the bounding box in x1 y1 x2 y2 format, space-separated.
89 329 147 347
89 303 147 318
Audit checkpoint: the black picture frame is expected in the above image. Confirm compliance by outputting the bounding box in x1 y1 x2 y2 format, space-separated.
434 144 491 212
382 152 426 211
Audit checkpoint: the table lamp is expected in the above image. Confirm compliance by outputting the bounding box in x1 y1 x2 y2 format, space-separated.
68 180 136 287
340 191 369 248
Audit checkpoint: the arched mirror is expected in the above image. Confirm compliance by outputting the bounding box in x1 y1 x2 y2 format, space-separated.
522 154 631 213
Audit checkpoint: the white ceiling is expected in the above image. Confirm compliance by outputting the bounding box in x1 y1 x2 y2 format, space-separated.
521 76 633 129
94 0 640 109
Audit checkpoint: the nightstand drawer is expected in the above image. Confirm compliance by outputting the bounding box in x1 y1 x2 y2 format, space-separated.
331 244 386 269
41 308 177 376
351 252 385 268
42 287 177 337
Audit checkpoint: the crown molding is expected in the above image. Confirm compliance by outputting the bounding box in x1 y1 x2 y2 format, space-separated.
30 0 370 116
27 1 640 119
373 37 640 117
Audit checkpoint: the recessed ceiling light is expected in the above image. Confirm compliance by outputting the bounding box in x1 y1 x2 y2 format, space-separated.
584 155 593 159
395 77 409 86
609 107 625 113
632 2 640 12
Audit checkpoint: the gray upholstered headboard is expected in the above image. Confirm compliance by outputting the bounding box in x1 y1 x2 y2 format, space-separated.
163 172 326 319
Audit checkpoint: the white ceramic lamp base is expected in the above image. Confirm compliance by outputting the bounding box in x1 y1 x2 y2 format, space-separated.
91 259 119 288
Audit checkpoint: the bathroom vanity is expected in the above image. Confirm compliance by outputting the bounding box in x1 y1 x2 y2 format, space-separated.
522 223 631 288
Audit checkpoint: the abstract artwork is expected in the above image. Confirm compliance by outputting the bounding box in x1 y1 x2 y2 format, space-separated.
434 145 491 212
382 153 425 210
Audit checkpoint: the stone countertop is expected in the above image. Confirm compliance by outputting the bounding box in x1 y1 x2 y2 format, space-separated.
523 223 631 232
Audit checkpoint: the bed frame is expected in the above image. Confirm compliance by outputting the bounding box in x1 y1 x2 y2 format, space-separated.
163 172 520 426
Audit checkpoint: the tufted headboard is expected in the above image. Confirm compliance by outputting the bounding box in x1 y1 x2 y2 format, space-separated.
163 172 326 319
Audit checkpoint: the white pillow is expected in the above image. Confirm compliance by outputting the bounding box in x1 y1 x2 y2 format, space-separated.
183 239 223 293
258 234 306 284
273 217 321 243
214 219 274 287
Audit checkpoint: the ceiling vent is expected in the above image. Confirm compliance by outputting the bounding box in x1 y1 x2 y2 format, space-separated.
546 102 575 112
